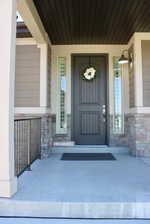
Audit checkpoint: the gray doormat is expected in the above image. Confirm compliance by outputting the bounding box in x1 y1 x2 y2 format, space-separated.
61 153 116 161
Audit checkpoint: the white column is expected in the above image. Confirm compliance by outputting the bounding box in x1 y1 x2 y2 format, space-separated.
0 0 17 197
39 43 48 108
134 37 143 107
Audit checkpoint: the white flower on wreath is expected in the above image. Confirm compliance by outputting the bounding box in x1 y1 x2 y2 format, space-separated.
83 67 96 80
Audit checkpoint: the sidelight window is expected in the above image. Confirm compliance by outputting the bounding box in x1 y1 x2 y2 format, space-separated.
113 57 124 134
56 57 67 133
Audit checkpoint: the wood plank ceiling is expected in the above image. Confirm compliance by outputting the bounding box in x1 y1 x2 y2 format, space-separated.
33 0 150 45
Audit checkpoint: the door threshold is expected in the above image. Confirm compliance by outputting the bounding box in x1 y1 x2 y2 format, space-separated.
75 145 108 148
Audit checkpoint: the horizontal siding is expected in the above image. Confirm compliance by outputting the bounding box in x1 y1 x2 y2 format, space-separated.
142 40 150 107
15 45 40 107
128 45 135 108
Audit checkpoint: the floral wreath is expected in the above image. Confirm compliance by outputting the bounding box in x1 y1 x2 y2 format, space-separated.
83 67 96 80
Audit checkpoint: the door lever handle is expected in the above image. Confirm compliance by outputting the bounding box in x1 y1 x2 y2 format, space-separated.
102 105 106 122
102 105 106 115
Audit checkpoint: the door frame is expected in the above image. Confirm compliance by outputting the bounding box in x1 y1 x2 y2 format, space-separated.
71 53 109 145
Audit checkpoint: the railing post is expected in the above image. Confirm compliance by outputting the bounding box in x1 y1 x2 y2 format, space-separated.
26 120 32 171
39 118 42 159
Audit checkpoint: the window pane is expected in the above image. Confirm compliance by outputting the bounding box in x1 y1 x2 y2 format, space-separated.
58 57 67 131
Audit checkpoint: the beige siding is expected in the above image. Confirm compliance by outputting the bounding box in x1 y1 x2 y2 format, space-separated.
128 45 135 108
15 45 40 107
142 40 150 107
47 47 51 107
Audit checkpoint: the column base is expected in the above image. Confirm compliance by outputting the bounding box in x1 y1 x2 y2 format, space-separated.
128 113 150 157
0 177 17 198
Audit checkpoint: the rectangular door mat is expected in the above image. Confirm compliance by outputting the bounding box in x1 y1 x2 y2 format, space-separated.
61 153 116 161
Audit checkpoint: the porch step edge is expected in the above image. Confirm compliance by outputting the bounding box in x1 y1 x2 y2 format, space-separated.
0 201 149 219
52 146 130 154
0 218 149 224
53 141 75 147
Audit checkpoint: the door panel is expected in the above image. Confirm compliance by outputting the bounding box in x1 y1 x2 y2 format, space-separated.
72 55 107 145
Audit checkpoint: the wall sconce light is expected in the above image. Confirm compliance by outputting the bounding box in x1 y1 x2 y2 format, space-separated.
118 50 129 64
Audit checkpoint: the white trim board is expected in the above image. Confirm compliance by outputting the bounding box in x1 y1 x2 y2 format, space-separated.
129 107 150 114
16 38 37 45
135 32 150 40
15 107 51 114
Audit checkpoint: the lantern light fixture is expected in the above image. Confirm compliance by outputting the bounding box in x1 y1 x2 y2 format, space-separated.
118 50 129 64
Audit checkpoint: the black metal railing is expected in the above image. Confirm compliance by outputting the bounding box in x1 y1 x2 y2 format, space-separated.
14 118 41 176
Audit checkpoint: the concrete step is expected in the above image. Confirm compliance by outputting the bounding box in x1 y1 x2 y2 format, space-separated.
52 145 130 154
0 154 148 220
53 141 75 147
0 218 149 224
0 201 150 219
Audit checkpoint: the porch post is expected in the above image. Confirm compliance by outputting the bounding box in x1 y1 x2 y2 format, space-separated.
0 0 17 197
128 33 150 157
39 43 48 108
134 37 143 107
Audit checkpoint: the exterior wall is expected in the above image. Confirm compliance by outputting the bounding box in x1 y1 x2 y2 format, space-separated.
141 40 150 107
15 45 40 107
14 34 150 156
51 45 130 145
15 39 52 158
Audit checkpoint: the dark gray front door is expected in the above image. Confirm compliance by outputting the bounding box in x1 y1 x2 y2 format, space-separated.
72 55 107 145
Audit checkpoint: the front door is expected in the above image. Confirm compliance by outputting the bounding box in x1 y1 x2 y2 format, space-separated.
72 55 107 145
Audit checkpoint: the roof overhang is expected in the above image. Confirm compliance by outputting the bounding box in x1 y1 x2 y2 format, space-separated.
32 0 150 45
17 0 51 45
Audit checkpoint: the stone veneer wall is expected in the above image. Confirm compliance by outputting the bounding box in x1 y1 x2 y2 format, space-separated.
109 114 129 147
128 114 150 157
109 113 150 157
41 114 53 158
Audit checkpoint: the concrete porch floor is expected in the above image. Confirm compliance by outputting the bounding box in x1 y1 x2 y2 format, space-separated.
0 148 150 219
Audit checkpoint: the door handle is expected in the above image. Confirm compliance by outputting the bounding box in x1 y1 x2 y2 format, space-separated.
102 105 106 122
102 105 106 115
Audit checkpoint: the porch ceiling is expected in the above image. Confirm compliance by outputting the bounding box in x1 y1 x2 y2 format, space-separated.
33 0 150 45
